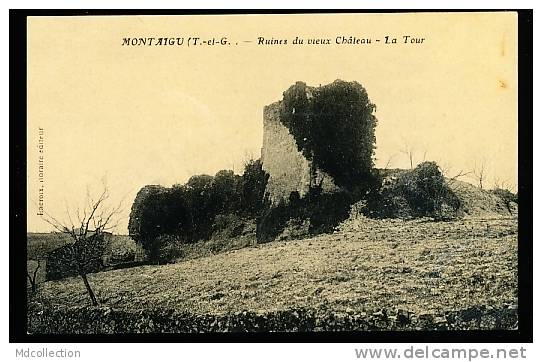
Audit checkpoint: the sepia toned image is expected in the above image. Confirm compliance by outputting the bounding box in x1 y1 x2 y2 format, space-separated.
20 11 524 336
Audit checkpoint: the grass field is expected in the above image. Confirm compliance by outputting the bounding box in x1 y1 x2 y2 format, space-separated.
33 216 517 319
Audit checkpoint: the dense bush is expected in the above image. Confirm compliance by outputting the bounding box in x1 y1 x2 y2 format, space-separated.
104 236 145 266
128 185 193 256
368 162 461 220
241 159 269 215
209 170 243 214
149 235 185 264
182 174 219 242
256 189 355 242
212 213 246 239
302 191 355 235
127 185 162 243
279 80 378 191
256 199 292 243
128 161 269 260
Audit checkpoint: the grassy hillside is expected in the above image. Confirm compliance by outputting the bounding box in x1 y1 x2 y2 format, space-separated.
449 179 517 218
34 217 517 318
27 232 72 260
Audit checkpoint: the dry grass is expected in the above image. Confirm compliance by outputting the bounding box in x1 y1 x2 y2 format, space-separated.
35 217 517 317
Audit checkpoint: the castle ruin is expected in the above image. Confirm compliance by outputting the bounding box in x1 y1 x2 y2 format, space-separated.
260 87 339 205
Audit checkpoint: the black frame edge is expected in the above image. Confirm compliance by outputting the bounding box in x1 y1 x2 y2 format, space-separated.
9 8 534 343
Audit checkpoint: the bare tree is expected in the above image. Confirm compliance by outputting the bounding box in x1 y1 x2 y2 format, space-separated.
491 177 517 215
449 169 473 182
399 139 429 170
435 161 471 195
26 259 42 294
400 144 415 169
492 177 511 191
472 160 487 189
436 160 451 176
435 159 472 182
41 184 122 306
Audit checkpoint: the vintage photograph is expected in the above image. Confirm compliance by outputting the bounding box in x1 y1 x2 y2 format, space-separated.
20 11 523 336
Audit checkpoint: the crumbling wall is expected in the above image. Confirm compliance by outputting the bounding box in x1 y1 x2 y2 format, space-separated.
261 101 338 205
261 102 311 204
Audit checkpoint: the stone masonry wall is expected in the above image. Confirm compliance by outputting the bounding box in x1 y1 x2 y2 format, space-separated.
261 101 338 205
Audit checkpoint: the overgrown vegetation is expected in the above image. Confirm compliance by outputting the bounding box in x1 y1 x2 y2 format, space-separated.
252 80 382 242
29 304 518 333
279 80 378 191
129 82 469 257
128 159 268 262
256 189 355 242
367 162 462 220
490 188 518 215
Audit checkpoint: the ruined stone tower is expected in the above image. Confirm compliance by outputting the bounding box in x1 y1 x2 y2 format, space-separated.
260 87 339 205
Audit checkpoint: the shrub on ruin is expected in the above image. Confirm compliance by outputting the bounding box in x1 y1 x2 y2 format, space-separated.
280 80 378 191
129 160 269 254
128 185 193 259
241 159 269 215
303 191 355 234
209 170 243 215
256 189 356 242
368 161 461 220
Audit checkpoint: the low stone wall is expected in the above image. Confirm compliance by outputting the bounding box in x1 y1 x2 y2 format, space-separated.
28 305 517 334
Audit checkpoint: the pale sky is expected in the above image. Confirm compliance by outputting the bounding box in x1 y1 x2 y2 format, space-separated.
27 13 518 233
